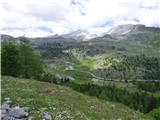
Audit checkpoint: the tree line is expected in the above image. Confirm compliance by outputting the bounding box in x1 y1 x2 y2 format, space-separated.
1 38 43 79
66 82 160 114
95 55 160 80
135 82 160 92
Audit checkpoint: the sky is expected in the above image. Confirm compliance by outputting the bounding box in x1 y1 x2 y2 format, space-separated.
1 0 160 37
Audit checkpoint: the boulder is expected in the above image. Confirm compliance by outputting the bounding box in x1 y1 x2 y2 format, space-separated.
8 107 28 118
1 103 10 111
43 112 52 120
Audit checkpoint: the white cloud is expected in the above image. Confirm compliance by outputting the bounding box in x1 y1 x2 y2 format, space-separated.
0 0 160 37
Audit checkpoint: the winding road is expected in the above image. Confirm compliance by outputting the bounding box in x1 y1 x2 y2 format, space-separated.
65 69 160 83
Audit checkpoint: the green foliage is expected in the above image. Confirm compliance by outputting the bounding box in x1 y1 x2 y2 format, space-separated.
18 42 43 78
135 82 160 92
1 41 21 76
64 70 92 84
67 82 160 113
1 40 43 79
96 55 160 80
149 108 160 120
40 72 57 83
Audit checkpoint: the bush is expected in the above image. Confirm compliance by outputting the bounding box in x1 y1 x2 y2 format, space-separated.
40 72 57 83
66 82 160 113
149 108 160 120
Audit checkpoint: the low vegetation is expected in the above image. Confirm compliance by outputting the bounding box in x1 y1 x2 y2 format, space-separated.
1 76 153 120
66 82 160 113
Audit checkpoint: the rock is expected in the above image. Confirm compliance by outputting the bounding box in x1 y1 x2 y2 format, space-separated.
2 116 16 120
23 107 29 112
2 115 28 120
8 107 28 118
1 98 29 120
1 109 8 119
43 112 52 120
1 103 10 111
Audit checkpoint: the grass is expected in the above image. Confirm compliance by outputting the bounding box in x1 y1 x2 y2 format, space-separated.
78 58 94 72
64 70 92 84
153 91 160 98
1 76 153 120
96 81 139 93
148 108 160 120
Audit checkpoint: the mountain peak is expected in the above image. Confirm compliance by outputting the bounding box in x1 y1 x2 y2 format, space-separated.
107 24 146 35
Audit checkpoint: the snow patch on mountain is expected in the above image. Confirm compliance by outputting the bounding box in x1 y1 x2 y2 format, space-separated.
106 24 146 35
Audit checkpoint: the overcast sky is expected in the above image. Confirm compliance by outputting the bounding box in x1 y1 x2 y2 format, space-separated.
1 0 160 37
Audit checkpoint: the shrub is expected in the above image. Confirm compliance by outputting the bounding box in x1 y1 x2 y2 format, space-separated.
40 72 57 83
149 108 160 120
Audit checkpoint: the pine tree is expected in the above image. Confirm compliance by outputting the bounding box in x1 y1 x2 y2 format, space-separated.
1 41 21 76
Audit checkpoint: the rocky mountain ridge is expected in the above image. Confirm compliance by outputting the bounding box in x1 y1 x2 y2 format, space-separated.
1 24 160 43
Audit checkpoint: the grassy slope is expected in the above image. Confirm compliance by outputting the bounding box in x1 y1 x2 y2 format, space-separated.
149 108 160 120
1 76 153 120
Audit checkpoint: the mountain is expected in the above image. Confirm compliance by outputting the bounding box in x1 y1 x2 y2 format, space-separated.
107 24 146 35
1 31 98 44
1 34 17 41
66 24 160 42
1 24 160 43
1 24 160 57
48 30 98 41
104 24 160 41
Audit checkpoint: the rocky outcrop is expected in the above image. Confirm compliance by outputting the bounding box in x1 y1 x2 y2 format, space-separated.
1 98 29 120
1 97 53 120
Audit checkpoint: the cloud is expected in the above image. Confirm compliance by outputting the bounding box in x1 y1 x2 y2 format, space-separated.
0 0 160 37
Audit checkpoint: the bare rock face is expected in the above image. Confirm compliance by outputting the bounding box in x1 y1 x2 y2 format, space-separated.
107 24 146 35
